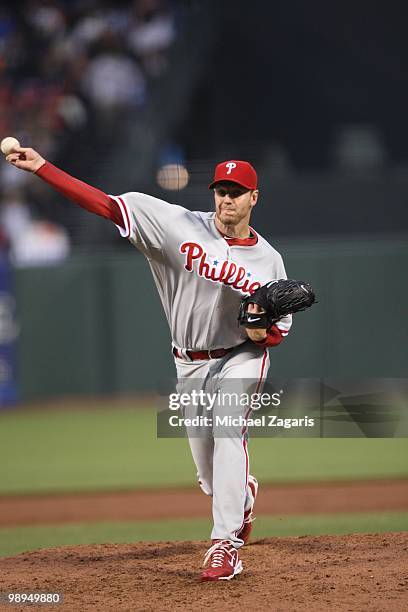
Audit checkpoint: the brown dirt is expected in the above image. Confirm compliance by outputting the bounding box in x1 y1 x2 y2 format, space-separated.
0 533 407 611
0 479 407 526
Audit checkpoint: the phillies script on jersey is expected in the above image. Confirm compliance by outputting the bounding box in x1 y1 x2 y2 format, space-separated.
180 241 262 295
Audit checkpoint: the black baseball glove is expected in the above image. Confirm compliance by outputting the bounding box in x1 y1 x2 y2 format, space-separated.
238 279 317 329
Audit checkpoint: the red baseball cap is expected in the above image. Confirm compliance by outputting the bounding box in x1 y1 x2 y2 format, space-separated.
209 160 258 190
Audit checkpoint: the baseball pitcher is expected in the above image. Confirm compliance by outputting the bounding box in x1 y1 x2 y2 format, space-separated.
5 147 315 580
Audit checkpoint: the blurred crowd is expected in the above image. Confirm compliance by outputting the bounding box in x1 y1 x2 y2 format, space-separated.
0 0 178 265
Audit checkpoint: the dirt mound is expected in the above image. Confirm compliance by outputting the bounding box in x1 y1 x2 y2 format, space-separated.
0 533 407 611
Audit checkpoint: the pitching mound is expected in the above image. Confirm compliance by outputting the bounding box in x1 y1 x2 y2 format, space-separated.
0 533 407 611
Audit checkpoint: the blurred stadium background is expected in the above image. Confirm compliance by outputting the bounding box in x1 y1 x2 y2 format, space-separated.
0 0 407 557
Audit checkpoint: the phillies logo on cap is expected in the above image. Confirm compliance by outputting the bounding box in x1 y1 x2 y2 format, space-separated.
209 160 258 190
225 162 237 174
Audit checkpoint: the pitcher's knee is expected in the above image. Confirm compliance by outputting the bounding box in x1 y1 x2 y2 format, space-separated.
198 474 213 496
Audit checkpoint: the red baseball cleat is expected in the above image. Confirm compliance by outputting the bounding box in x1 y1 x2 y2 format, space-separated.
236 474 258 544
201 540 243 581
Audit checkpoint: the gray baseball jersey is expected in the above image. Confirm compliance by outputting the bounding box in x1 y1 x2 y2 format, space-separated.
110 191 292 350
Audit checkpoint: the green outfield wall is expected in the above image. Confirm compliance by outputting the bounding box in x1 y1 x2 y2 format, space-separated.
14 237 408 401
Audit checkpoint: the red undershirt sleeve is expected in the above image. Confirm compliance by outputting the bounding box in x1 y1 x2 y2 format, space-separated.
253 324 284 347
35 161 124 229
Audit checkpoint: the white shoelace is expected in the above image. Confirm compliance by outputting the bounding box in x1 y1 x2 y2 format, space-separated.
203 540 235 568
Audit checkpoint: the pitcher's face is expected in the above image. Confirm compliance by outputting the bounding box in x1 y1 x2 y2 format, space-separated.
214 182 258 227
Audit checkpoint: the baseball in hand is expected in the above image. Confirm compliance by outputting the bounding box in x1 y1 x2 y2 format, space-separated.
1 137 20 156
